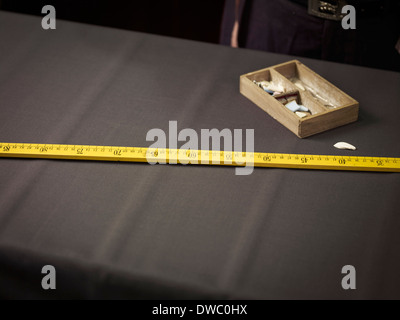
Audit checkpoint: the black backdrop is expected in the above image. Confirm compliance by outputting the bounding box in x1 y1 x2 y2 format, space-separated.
0 0 225 44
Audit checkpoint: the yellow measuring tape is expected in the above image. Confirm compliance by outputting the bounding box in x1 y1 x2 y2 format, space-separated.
0 142 399 172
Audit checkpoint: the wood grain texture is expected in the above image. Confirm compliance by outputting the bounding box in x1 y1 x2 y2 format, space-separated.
299 104 359 138
240 60 359 138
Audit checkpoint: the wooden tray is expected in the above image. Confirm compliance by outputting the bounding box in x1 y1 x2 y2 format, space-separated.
240 60 359 138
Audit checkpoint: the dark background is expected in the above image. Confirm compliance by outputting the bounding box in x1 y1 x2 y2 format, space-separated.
2 0 400 72
0 0 225 43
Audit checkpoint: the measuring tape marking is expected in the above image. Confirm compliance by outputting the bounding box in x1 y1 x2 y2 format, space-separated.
0 142 399 172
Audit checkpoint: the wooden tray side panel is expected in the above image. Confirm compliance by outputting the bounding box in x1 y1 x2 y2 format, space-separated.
299 103 359 138
272 61 298 79
245 67 272 82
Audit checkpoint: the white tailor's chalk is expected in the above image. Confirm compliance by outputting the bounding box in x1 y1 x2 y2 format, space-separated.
285 100 309 113
295 111 309 118
334 142 356 150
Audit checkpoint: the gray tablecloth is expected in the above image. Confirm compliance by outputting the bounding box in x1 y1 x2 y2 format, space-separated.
0 11 399 299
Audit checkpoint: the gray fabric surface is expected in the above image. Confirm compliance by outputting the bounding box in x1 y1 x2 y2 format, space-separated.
0 11 400 299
